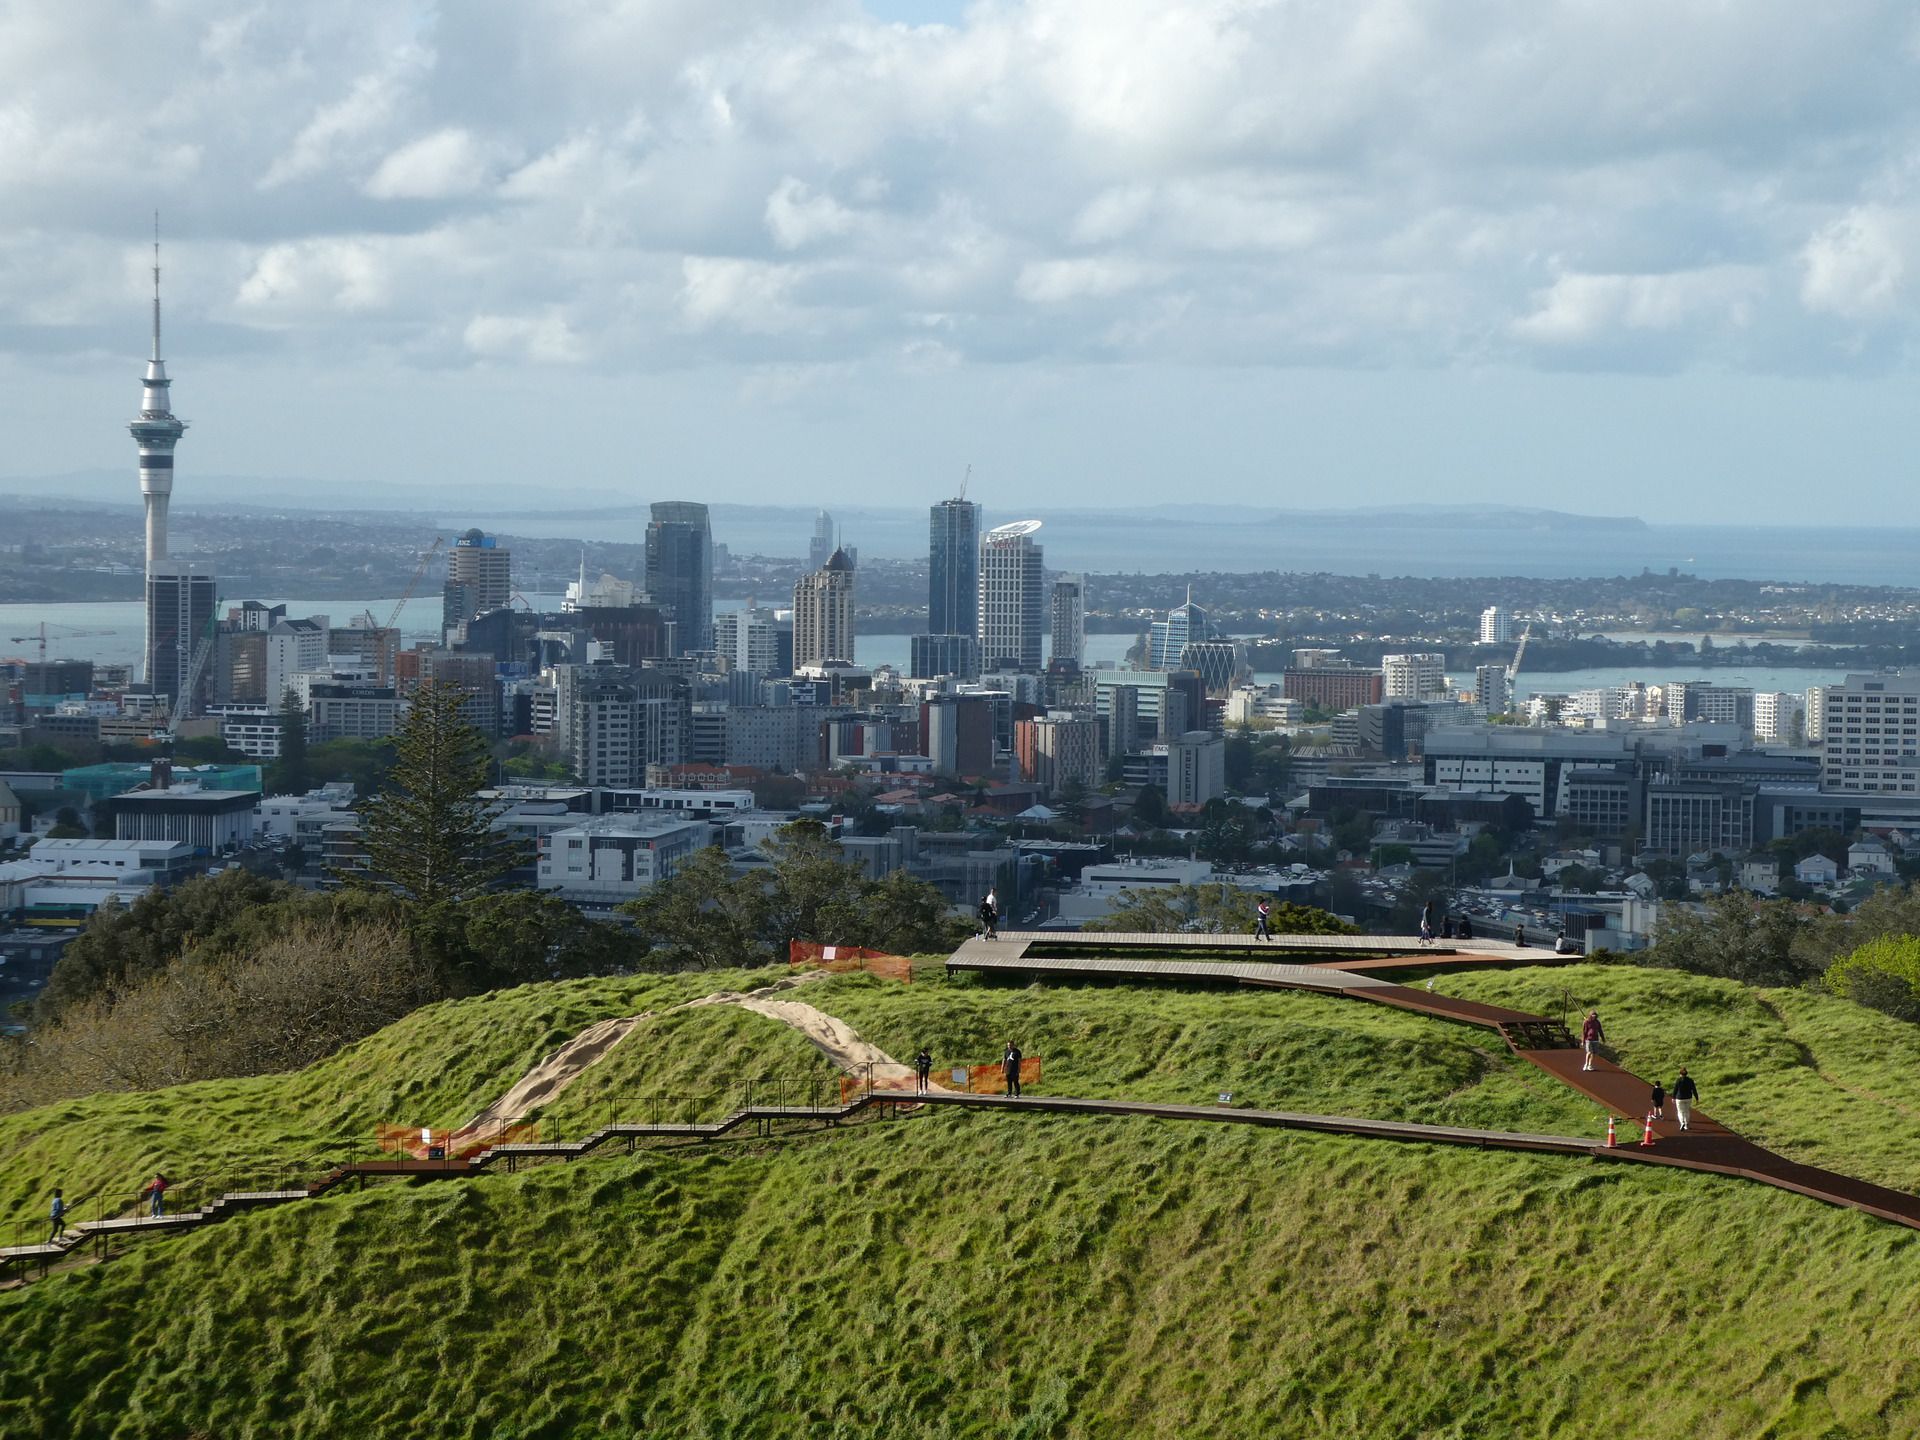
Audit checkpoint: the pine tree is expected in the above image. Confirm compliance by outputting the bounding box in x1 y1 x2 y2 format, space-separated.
275 688 310 794
354 680 523 907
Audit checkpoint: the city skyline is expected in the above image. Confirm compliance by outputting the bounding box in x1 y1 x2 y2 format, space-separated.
6 4 1920 523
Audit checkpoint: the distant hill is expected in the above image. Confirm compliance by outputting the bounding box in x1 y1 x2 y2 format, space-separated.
1 963 1916 1435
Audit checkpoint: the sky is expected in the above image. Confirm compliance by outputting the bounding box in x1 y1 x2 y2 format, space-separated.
3 0 1920 522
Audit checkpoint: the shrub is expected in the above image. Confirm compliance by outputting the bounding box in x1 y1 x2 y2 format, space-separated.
1826 935 1920 1023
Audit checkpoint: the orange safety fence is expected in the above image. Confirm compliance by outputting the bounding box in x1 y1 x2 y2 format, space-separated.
376 1121 539 1162
840 1056 1042 1103
788 941 913 982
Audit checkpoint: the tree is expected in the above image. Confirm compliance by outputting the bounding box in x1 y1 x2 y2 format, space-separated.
355 680 526 908
1648 892 1816 986
1131 784 1169 828
1224 731 1254 792
274 688 310 794
1825 936 1920 1023
1088 883 1355 935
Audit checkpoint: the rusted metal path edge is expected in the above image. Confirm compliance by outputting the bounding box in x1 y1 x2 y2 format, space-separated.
949 932 1920 1232
0 1092 1600 1274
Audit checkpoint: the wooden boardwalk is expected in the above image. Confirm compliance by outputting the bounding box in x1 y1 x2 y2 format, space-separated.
948 928 1920 1232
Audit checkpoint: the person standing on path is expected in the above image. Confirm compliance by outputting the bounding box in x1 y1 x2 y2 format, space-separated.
1672 1068 1698 1131
1003 1041 1023 1097
914 1048 933 1094
48 1188 68 1244
1419 899 1435 946
144 1173 168 1218
1254 897 1272 941
1649 1078 1666 1120
979 892 998 941
1580 1010 1606 1072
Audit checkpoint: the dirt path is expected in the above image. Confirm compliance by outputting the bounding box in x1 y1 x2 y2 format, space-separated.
463 971 837 1131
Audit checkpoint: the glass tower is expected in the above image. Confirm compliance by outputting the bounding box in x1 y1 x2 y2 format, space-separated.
928 498 980 638
644 501 713 655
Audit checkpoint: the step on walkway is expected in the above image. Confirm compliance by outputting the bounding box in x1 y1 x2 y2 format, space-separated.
949 930 1920 1232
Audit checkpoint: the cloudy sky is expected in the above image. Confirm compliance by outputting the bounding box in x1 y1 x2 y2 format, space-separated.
4 0 1919 522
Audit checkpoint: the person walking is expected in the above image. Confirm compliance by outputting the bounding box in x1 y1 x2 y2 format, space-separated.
1672 1068 1698 1131
1580 1009 1606 1072
144 1173 168 1219
1003 1041 1023 1097
1254 897 1272 941
1649 1078 1666 1120
48 1188 68 1245
978 892 998 941
1419 899 1436 946
914 1048 933 1094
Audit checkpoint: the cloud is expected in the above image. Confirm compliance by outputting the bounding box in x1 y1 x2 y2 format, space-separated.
3 0 1920 383
1801 207 1909 319
365 127 501 199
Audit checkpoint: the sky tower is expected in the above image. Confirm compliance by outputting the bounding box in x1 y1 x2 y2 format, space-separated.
130 219 186 576
129 221 212 708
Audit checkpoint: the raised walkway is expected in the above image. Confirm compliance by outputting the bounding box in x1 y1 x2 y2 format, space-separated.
950 929 1920 1231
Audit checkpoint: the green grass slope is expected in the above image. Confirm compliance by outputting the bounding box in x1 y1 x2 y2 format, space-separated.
4 1112 1920 1439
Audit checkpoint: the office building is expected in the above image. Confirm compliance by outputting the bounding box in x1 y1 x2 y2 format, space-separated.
537 815 709 907
559 665 691 788
1474 664 1512 715
1179 640 1240 696
1819 673 1920 793
109 786 258 854
978 520 1045 672
793 551 857 670
1147 589 1211 670
929 497 980 639
922 695 998 778
1805 686 1828 744
443 529 512 642
909 633 981 681
1282 665 1383 711
1050 578 1085 667
1479 607 1513 645
1168 730 1226 807
1382 653 1449 703
265 618 329 710
644 501 713 654
308 683 403 743
419 651 503 736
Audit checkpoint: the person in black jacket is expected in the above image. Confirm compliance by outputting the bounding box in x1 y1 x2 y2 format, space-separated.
1003 1041 1023 1097
1649 1078 1666 1120
978 893 998 941
1672 1068 1698 1131
914 1048 933 1094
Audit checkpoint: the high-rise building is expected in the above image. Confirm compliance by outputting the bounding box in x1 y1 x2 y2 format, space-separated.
444 529 512 642
557 665 690 787
808 511 836 572
1014 711 1102 797
644 501 713 654
793 550 857 669
929 498 980 638
909 633 981 680
1168 730 1226 807
1474 664 1512 715
1818 673 1920 792
1753 691 1805 744
1146 588 1211 670
1479 607 1513 645
1805 686 1828 744
978 520 1044 672
713 603 790 678
1382 653 1449 702
1050 577 1085 667
128 229 214 714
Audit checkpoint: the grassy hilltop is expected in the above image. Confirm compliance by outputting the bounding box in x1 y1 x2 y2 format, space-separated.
2 962 1920 1438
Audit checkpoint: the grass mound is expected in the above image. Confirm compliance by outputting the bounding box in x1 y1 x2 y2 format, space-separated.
3 1111 1918 1438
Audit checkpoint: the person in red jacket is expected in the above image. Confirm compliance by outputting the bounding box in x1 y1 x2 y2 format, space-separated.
1580 1010 1605 1072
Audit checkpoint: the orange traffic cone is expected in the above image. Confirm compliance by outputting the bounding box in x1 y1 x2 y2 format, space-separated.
1606 1115 1617 1147
1638 1113 1657 1147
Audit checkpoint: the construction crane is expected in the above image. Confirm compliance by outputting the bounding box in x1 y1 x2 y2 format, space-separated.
173 595 222 723
7 622 116 665
386 536 446 633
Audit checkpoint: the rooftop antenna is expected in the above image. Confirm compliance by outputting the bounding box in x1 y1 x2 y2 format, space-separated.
959 463 971 502
150 211 163 362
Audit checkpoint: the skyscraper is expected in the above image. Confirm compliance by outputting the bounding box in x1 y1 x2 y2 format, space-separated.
1146 588 1211 670
1050 577 1085 666
793 550 857 669
808 511 836 572
929 497 980 638
443 529 512 642
129 226 215 714
645 501 713 655
978 520 1045 672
